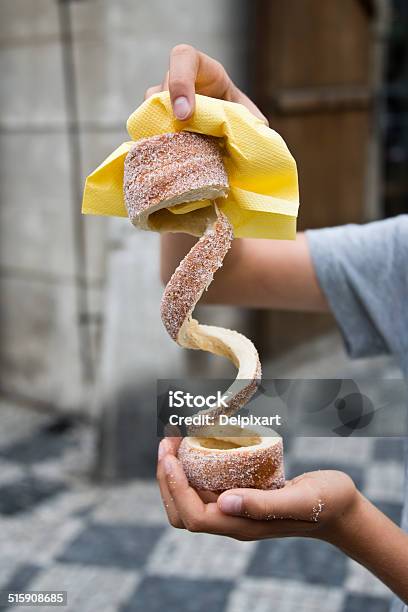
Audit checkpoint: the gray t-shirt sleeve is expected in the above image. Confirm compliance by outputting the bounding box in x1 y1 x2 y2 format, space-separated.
308 216 408 612
306 215 408 371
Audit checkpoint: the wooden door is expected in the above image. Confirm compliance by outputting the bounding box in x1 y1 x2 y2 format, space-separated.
249 0 375 357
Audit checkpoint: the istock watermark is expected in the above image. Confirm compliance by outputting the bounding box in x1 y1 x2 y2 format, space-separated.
168 390 229 409
167 411 282 428
157 378 408 438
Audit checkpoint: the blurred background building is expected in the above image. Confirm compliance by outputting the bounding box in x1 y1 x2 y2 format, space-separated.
0 1 407 611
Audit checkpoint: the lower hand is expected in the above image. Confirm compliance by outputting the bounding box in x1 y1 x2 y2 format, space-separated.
157 437 359 542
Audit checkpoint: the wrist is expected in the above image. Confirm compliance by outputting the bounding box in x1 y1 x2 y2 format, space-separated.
323 490 366 547
322 491 408 602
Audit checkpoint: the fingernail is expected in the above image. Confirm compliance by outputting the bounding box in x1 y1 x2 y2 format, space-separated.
173 96 191 120
158 440 168 461
219 495 243 515
163 455 174 476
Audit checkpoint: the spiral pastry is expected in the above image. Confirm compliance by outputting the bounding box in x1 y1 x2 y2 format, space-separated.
124 131 284 491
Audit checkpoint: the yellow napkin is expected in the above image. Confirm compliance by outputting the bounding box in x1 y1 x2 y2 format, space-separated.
82 92 299 239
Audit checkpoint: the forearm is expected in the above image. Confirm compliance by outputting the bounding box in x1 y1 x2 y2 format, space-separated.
161 232 328 311
328 493 408 602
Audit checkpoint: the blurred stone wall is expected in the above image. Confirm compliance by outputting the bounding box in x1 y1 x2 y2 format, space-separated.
0 0 247 414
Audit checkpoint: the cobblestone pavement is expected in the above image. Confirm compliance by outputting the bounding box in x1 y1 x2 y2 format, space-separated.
0 395 405 612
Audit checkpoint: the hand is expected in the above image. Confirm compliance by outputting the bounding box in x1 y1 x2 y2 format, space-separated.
144 44 267 124
157 437 359 542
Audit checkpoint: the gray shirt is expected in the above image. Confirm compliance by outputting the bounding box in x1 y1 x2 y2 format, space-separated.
307 215 408 611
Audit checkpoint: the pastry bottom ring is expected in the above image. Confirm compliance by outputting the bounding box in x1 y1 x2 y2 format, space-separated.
177 427 284 492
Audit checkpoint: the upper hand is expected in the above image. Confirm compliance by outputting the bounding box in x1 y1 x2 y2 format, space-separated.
157 437 359 542
144 44 267 124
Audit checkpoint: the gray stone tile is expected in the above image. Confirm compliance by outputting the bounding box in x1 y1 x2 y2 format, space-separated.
363 460 404 503
0 44 65 127
0 510 83 567
81 215 108 287
0 401 51 447
31 425 97 483
147 529 256 579
0 278 83 411
94 235 185 478
72 36 149 125
92 480 167 526
71 1 245 125
0 0 59 42
80 129 125 286
71 0 245 40
0 555 30 590
22 563 140 612
0 563 41 596
110 384 168 480
96 233 181 382
80 129 127 184
0 277 56 398
374 500 403 526
343 594 390 612
227 577 344 612
0 459 26 487
58 523 164 569
344 559 393 598
0 132 75 278
0 476 66 516
122 575 233 612
0 423 78 465
33 486 100 525
247 539 347 587
84 285 105 365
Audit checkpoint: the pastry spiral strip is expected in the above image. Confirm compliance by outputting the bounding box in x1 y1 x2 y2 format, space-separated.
124 131 261 425
124 131 284 490
160 204 262 425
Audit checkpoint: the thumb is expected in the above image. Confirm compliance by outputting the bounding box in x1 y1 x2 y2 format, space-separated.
217 480 322 522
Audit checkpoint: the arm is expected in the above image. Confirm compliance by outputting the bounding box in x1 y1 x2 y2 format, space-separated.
161 232 328 311
330 494 408 600
158 439 408 604
152 47 408 600
146 45 327 313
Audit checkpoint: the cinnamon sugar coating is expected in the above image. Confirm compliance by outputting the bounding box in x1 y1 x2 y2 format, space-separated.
160 211 233 341
123 131 284 490
124 132 228 222
178 437 285 492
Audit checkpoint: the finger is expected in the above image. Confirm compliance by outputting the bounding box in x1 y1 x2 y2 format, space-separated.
144 84 162 100
157 440 185 529
162 454 318 539
163 454 264 537
169 44 199 120
164 437 217 503
169 44 266 123
191 53 267 125
157 463 185 529
165 436 182 453
163 454 208 531
218 478 323 522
